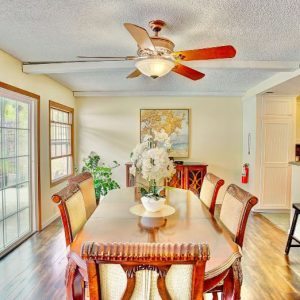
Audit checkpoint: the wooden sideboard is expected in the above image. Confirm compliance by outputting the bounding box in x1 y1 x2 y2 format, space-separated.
125 162 207 195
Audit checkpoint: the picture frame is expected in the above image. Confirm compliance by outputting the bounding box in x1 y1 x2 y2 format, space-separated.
140 108 190 158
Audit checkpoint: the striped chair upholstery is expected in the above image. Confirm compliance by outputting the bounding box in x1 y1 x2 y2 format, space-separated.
68 172 97 218
52 184 87 246
81 242 210 300
219 184 258 247
199 173 225 215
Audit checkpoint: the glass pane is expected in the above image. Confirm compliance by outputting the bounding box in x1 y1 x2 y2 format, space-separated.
5 213 18 245
56 124 62 157
0 191 2 220
0 221 3 250
3 158 16 187
0 98 2 125
4 186 18 216
61 143 67 156
55 144 62 157
52 108 58 122
19 208 30 236
18 156 29 183
19 182 29 209
17 130 29 156
51 144 56 157
17 102 29 129
3 98 16 128
51 123 56 139
0 128 1 158
0 160 3 189
51 156 72 181
63 112 69 123
68 156 72 175
2 128 16 157
58 110 64 123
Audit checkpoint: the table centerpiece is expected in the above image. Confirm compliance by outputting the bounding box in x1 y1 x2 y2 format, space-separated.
130 129 175 212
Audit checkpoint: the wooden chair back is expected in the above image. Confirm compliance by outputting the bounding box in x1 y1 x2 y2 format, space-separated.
81 242 210 300
68 172 97 218
52 184 87 246
220 184 258 247
199 173 225 215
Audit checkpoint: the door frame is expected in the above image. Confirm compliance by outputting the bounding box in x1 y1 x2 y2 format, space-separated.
0 81 41 231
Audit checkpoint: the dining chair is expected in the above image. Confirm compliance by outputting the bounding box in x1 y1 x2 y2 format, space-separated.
68 171 97 218
199 173 225 215
219 184 258 248
52 183 88 299
210 184 258 299
52 183 87 247
81 242 210 300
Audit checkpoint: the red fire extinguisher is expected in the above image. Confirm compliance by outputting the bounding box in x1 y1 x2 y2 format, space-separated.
242 163 249 184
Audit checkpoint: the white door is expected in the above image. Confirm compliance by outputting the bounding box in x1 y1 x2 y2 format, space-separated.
0 87 37 257
260 117 294 209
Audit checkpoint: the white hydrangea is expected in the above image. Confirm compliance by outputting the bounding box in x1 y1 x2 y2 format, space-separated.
130 132 175 185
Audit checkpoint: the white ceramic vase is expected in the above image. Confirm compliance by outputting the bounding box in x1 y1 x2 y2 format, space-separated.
141 196 166 212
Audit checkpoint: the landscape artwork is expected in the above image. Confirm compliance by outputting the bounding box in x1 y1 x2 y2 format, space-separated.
140 109 189 158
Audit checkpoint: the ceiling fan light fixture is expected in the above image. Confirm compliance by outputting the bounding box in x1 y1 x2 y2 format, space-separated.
135 57 175 78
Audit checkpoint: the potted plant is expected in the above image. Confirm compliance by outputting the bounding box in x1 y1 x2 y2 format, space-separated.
81 152 120 201
130 129 175 212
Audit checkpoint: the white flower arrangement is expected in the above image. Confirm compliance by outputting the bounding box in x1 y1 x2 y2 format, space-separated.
130 129 175 198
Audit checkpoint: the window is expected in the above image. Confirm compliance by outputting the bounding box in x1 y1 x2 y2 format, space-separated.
49 101 74 186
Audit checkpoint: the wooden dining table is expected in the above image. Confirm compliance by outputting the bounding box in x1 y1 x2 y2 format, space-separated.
68 187 242 299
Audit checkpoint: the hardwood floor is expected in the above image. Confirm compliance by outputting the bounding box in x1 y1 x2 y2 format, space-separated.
0 211 299 300
0 220 67 300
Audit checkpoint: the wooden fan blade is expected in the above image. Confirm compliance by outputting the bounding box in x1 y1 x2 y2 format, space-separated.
172 64 205 80
173 45 236 61
77 56 137 61
124 23 156 51
24 57 135 65
127 69 142 78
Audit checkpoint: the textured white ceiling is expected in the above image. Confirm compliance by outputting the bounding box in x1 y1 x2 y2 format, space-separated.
0 0 299 95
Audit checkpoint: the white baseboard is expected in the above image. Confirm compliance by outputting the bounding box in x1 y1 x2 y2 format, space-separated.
42 212 60 230
254 208 290 213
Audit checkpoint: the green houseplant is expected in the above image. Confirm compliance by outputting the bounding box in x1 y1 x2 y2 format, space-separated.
81 151 120 200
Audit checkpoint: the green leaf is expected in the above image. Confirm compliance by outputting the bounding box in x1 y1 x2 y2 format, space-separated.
81 151 120 198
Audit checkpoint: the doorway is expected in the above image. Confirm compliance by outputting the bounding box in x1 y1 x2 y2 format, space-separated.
0 83 40 257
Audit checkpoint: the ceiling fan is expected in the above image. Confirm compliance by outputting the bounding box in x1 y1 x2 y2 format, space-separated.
26 20 237 81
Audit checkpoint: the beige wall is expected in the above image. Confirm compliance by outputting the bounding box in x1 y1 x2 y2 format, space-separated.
296 98 300 144
76 96 243 203
0 50 76 228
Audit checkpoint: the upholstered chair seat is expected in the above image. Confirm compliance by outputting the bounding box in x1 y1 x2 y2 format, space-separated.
68 172 97 218
82 242 210 300
199 173 225 215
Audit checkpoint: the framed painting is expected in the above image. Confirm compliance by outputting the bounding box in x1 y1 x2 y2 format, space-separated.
140 109 190 158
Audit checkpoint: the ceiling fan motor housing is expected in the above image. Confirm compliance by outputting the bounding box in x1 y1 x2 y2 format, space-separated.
137 37 175 57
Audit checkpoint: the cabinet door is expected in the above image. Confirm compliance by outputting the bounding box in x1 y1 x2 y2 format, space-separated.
167 168 183 188
184 167 207 195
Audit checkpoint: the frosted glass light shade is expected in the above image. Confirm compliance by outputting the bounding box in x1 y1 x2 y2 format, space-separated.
135 58 175 78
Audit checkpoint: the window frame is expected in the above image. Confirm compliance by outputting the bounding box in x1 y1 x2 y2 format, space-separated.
49 100 74 187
